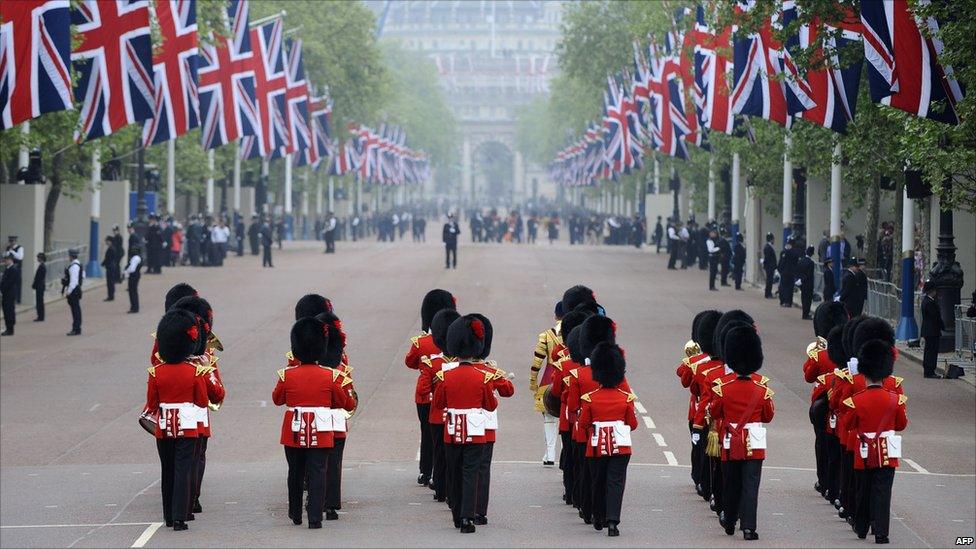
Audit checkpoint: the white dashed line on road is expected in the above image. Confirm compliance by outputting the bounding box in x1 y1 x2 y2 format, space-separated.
131 522 164 548
663 451 678 466
634 401 647 414
642 416 655 429
103 504 117 507
88 403 100 412
44 505 58 509
224 502 238 505
652 433 667 447
903 458 929 474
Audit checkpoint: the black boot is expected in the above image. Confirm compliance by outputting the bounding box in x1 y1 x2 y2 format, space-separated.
325 509 339 521
308 521 322 529
417 473 430 486
192 499 202 513
743 530 759 540
607 521 620 537
875 536 889 544
720 512 735 536
473 515 487 525
172 521 188 531
459 518 476 533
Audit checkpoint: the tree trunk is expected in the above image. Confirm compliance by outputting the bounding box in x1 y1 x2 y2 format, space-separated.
42 154 64 253
864 178 880 270
919 195 931 283
891 180 904 288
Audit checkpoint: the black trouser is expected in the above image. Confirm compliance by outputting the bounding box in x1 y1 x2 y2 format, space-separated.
106 273 116 300
809 398 828 491
192 437 208 507
708 257 719 289
779 275 795 305
733 267 743 290
416 403 433 478
840 450 855 512
249 238 259 255
2 296 15 332
127 273 140 312
156 438 194 524
325 233 335 253
559 431 574 501
34 288 45 320
445 443 484 524
720 260 729 285
475 442 493 517
285 446 329 524
854 467 895 538
722 459 763 532
326 437 345 510
188 242 199 266
236 238 244 256
801 287 814 316
573 442 593 520
825 433 842 502
429 423 447 499
262 245 273 267
590 454 630 524
690 423 707 488
445 243 457 268
707 455 723 509
764 268 776 297
67 291 81 332
923 336 939 376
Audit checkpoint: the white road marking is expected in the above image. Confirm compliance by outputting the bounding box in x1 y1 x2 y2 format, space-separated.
1 522 155 529
131 471 143 475
259 400 267 408
659 475 670 479
634 402 647 414
642 416 655 429
408 502 421 506
224 502 238 505
651 509 663 512
131 522 164 548
652 433 667 447
663 451 678 466
88 404 100 412
44 505 58 509
903 458 929 474
28 473 38 477
529 505 542 508
951 519 965 523
104 504 117 507
936 484 945 487
773 513 784 516
81 473 91 476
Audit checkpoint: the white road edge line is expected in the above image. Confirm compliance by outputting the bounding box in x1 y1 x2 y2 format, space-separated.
903 458 930 475
131 522 164 548
482 460 974 477
642 416 655 429
87 404 100 412
634 402 647 415
663 451 678 466
1 523 155 529
652 433 667 447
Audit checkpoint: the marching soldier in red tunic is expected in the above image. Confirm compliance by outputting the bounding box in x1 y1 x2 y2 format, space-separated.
805 302 848 497
709 324 775 541
149 283 200 366
316 310 357 518
432 314 498 533
680 311 722 499
677 310 719 494
844 339 908 544
529 301 564 467
273 317 355 529
405 289 456 487
425 309 461 502
143 310 211 531
820 326 848 507
578 342 638 537
550 307 594 505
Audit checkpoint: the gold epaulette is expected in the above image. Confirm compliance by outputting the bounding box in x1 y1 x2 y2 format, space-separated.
763 386 775 400
835 368 853 382
435 370 445 381
893 376 904 388
843 397 855 409
817 373 829 384
491 368 506 381
341 375 354 387
277 368 287 382
581 390 596 402
711 384 723 397
153 352 163 364
410 335 422 348
623 390 637 402
563 375 571 386
688 355 710 374
147 366 157 377
757 375 770 386
195 363 216 376
206 332 223 352
570 368 579 378
551 358 565 372
285 351 294 361
421 356 432 368
898 394 908 405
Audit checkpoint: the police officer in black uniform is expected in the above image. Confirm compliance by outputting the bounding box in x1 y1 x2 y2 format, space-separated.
443 213 460 269
762 233 777 298
63 248 83 336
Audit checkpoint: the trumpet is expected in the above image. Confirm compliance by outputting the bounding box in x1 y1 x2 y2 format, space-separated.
684 339 702 358
806 336 828 360
207 332 224 352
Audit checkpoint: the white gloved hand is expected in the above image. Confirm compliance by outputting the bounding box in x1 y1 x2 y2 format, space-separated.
692 433 701 444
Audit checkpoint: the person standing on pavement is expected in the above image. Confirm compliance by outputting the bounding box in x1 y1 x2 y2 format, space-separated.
32 253 46 321
146 215 163 274
797 246 817 319
63 248 84 336
667 221 682 270
653 216 664 253
124 244 143 314
822 256 837 302
5 235 25 304
839 258 867 317
732 234 746 290
260 218 274 268
762 233 777 299
110 225 124 265
777 237 799 308
186 215 202 266
211 219 229 266
443 214 460 269
919 280 944 379
234 215 245 257
247 215 260 256
1 253 19 335
101 236 120 302
323 212 337 254
706 229 721 291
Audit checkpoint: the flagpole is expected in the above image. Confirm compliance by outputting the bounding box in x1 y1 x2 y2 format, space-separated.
18 122 29 182
829 141 843 294
707 155 716 222
285 153 294 240
328 177 335 213
205 148 214 214
86 148 102 278
896 186 918 340
316 174 323 216
731 152 741 239
782 132 793 244
168 140 177 214
301 167 309 240
233 140 242 213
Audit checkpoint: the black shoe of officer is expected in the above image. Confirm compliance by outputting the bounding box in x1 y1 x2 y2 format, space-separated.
459 518 476 533
875 536 889 544
473 515 487 525
308 521 322 529
290 514 302 525
193 500 202 513
66 330 81 336
743 530 759 540
165 520 173 528
417 473 430 486
607 522 620 537
325 509 338 521
172 521 188 531
184 513 194 521
593 519 605 531
709 495 719 511
434 494 446 502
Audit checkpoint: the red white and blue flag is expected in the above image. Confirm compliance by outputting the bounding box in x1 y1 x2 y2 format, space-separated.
300 86 331 168
142 0 199 146
71 0 156 143
691 4 734 135
731 0 791 127
275 37 307 159
240 18 288 159
0 0 73 129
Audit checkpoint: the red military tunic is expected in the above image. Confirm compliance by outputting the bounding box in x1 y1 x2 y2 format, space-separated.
405 333 442 404
843 386 908 470
803 344 836 402
144 362 211 439
677 353 711 421
432 362 498 445
471 360 515 443
833 372 904 450
709 377 775 461
550 352 580 433
333 358 357 440
426 355 453 424
578 387 639 457
272 364 354 449
692 360 728 428
567 364 631 443
194 351 226 437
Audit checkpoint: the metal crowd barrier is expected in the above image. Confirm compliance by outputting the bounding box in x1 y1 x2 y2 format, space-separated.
955 304 975 360
42 244 88 290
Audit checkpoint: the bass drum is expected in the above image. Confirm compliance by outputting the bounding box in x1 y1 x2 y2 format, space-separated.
542 385 561 417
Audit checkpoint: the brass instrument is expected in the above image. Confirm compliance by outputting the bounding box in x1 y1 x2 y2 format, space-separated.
806 336 828 360
207 332 224 352
685 339 702 358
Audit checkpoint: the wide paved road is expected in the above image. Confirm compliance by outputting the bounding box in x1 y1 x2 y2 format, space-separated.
2 238 973 548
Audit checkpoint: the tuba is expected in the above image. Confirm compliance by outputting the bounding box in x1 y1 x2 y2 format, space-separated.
684 339 702 358
806 336 828 360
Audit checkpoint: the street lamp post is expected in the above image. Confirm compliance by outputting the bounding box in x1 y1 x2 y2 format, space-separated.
928 179 964 352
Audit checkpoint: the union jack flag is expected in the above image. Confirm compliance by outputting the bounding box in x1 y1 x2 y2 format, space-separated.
669 12 706 150
860 0 964 124
71 0 156 143
0 0 73 130
142 0 199 146
240 18 287 159
692 4 734 134
299 86 331 169
778 2 818 117
198 0 257 150
275 37 307 159
648 39 688 159
731 0 791 127
602 76 628 177
329 139 359 176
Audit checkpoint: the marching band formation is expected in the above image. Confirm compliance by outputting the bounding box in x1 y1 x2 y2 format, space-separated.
137 279 909 542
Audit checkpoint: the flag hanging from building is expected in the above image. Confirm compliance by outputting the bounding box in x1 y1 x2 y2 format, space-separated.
143 0 200 146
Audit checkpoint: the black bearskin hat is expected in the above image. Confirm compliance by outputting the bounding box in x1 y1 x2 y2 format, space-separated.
314 311 346 367
852 317 895 357
826 326 847 368
692 309 720 343
561 285 596 314
696 310 723 356
164 283 197 311
857 339 895 381
723 324 763 375
446 314 487 360
421 289 456 332
156 310 201 364
291 317 329 364
813 301 849 338
470 314 493 359
295 293 334 320
580 315 616 359
170 296 213 355
560 308 594 341
712 310 755 361
842 315 868 359
590 342 626 388
566 326 585 364
431 309 461 354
